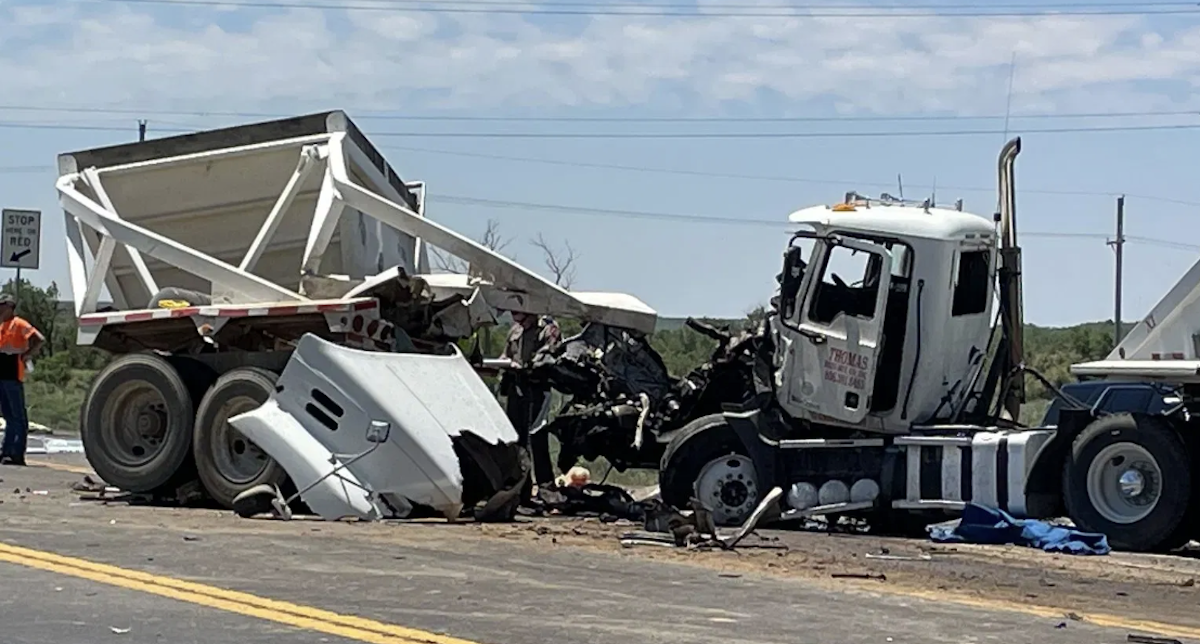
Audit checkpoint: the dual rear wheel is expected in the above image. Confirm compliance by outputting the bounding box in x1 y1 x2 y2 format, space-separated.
1063 413 1194 553
80 353 287 509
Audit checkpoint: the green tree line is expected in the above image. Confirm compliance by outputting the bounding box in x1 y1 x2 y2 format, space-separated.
11 279 1120 433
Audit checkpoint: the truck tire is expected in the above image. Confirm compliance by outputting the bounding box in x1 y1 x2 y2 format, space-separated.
659 413 760 526
80 353 195 493
192 367 288 510
1062 413 1191 552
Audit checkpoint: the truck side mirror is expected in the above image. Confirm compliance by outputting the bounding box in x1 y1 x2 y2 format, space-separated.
779 246 805 318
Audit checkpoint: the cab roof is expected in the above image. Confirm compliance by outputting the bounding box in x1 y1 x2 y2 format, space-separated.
787 202 995 241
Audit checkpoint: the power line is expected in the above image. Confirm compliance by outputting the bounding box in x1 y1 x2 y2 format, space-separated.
382 143 1200 207
88 0 1200 17
2 128 1198 208
0 153 1191 247
2 103 1198 124
332 124 1200 139
437 193 1200 250
5 119 1200 139
94 0 1200 8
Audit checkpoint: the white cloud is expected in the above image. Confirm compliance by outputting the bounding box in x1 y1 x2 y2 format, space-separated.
0 1 1198 115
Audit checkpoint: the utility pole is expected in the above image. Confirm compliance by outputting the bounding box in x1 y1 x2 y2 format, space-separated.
138 119 147 142
1108 195 1126 345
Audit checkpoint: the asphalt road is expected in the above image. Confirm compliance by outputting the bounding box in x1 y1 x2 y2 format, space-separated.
0 562 362 644
0 456 1184 644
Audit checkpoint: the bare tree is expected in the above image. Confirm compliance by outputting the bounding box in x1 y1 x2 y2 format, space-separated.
530 233 578 289
430 219 511 274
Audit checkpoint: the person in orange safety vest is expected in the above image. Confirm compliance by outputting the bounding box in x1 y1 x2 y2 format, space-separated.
0 293 44 466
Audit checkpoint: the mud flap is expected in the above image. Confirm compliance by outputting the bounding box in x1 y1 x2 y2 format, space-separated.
229 333 524 521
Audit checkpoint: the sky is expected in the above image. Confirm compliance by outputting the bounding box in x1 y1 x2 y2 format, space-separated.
2 0 1200 326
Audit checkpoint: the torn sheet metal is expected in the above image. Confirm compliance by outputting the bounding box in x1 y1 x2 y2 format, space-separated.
229 333 521 521
369 269 658 335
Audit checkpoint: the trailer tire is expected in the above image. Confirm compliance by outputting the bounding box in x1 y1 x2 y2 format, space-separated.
193 367 288 510
660 413 759 526
80 353 195 493
1062 413 1191 552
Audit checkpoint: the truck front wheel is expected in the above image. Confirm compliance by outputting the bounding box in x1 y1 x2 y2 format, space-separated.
660 413 760 526
1062 413 1192 552
81 353 195 493
193 367 289 510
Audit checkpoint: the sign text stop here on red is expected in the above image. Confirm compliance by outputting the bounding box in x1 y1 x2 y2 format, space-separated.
1 208 41 269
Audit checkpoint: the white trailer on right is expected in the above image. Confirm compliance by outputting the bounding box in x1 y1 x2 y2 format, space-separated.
1059 247 1200 551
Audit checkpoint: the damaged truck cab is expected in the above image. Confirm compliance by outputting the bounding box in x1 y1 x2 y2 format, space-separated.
771 198 996 432
661 137 1200 553
659 194 1008 527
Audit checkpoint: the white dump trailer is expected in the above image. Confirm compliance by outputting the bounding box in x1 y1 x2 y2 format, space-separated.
56 110 657 519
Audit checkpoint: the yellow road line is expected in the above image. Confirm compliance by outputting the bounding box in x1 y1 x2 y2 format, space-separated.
0 542 483 644
4 537 1197 642
849 581 1200 641
28 460 94 475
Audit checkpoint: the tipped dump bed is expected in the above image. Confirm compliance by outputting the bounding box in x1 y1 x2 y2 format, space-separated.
58 109 660 334
57 111 424 308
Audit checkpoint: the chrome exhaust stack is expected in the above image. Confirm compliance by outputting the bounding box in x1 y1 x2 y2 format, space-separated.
996 137 1024 421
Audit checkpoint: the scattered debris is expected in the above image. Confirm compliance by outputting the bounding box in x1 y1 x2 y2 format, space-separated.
534 317 771 474
618 531 677 548
864 553 932 562
1128 635 1183 644
71 476 106 494
831 572 887 581
619 486 786 551
536 482 649 522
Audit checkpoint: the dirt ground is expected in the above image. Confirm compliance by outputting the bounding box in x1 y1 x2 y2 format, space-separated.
15 460 1200 635
475 518 1200 629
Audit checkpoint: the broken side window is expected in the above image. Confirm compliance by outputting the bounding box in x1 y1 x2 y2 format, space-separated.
951 249 990 317
778 237 814 320
808 244 880 325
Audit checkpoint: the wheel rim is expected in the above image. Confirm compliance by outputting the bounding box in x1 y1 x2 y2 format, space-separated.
99 381 170 467
210 395 271 485
1086 442 1163 525
694 453 759 525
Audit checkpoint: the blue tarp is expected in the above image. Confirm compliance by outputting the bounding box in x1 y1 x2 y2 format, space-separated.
929 503 1111 555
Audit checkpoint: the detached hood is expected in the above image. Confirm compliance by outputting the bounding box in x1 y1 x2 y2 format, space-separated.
229 333 521 520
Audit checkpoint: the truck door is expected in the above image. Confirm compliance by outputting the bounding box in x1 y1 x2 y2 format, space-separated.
785 237 892 424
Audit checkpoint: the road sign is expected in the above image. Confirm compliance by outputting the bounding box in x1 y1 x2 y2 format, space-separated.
0 209 40 271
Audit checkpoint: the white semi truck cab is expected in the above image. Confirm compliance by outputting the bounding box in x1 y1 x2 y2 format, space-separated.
655 138 1200 553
